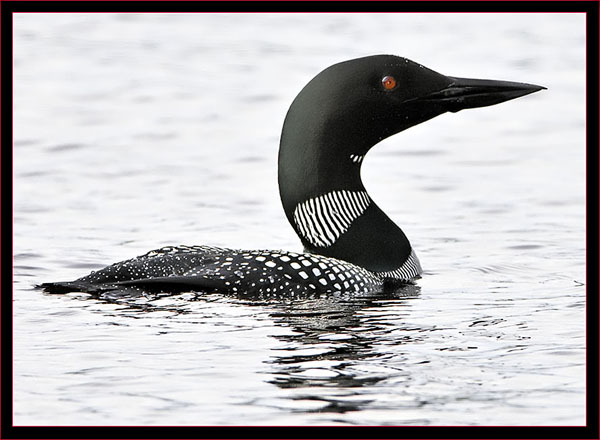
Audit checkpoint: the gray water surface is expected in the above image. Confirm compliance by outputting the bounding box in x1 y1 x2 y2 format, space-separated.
13 13 586 426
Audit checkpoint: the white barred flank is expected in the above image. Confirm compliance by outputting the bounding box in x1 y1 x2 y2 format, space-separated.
293 190 371 247
376 249 422 281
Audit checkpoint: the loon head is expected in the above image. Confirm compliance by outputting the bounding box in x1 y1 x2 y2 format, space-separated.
279 54 544 199
278 54 544 273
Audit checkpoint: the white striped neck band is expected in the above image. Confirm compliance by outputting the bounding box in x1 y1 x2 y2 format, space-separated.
293 190 371 248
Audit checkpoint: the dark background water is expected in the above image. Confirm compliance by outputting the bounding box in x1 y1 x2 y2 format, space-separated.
13 13 585 425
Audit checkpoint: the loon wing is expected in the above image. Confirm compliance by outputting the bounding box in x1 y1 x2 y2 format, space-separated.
38 276 223 297
40 273 232 297
39 245 230 295
114 272 237 293
39 245 394 296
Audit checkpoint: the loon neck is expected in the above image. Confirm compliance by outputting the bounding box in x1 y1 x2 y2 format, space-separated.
278 130 412 273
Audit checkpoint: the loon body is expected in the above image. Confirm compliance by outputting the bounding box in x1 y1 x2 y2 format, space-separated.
41 55 543 297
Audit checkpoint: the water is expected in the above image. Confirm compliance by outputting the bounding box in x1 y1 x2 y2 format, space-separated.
13 13 586 426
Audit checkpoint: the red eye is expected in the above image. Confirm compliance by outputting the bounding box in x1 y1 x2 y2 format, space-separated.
381 75 397 90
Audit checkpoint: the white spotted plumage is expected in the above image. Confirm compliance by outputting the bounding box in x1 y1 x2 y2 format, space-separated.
60 244 419 297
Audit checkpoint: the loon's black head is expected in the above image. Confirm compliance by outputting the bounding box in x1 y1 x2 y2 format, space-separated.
278 55 544 272
279 54 544 202
284 55 543 152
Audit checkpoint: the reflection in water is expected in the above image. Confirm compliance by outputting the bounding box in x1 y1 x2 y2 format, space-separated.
249 285 421 413
51 285 420 415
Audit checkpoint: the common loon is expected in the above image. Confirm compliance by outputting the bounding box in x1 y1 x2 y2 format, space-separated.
41 55 544 297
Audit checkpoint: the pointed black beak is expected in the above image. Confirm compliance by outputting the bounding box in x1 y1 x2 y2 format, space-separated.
422 76 546 113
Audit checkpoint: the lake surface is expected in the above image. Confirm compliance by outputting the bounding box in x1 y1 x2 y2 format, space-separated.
12 13 586 426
